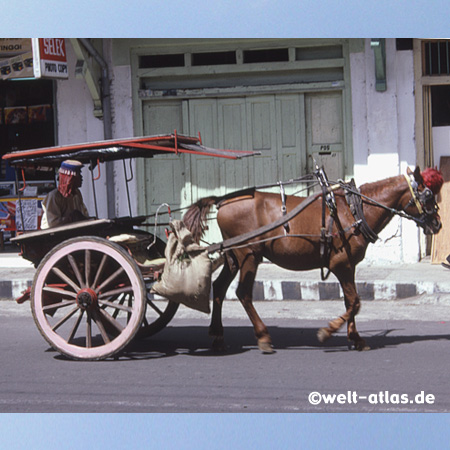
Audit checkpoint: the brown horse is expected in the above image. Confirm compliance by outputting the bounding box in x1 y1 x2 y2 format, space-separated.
183 167 443 353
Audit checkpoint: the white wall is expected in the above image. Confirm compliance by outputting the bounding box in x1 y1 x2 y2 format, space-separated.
55 38 424 264
433 127 450 168
55 41 114 220
108 44 138 218
350 39 420 264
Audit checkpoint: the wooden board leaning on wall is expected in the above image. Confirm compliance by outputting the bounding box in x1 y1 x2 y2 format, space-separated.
432 156 450 264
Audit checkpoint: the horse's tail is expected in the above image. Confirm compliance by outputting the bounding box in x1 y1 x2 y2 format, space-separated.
183 196 219 243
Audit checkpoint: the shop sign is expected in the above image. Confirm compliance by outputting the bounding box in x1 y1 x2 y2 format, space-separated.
0 38 68 80
32 38 68 79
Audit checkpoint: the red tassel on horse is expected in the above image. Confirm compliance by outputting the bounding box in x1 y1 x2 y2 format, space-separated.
422 168 444 195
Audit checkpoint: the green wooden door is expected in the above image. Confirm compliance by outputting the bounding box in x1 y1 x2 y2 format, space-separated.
140 91 345 243
306 91 344 183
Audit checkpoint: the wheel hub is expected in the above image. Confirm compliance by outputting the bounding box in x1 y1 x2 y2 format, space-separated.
76 288 98 310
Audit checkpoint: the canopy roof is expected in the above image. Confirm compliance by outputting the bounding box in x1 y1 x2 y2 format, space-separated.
3 133 260 169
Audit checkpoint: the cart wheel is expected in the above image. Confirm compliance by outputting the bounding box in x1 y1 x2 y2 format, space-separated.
138 234 179 338
31 236 146 361
138 292 179 338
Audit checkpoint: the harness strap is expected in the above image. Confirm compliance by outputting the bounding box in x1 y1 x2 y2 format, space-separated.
313 164 338 280
320 217 335 281
404 174 423 215
343 179 378 243
278 181 290 234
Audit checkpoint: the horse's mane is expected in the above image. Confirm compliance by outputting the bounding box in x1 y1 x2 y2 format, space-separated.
358 175 400 199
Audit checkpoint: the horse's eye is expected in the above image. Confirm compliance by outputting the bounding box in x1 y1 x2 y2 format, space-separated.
424 190 434 201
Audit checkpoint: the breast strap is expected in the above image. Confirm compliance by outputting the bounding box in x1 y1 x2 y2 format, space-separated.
343 179 378 243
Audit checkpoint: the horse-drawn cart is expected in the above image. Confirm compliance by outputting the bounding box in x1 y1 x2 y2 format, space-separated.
2 133 258 360
4 134 444 358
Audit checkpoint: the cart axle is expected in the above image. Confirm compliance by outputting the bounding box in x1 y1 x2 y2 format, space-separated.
76 288 98 310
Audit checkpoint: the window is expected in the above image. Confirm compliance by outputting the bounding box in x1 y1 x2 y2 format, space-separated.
243 48 289 64
431 85 450 127
139 53 185 69
423 40 450 76
396 39 413 51
192 51 236 66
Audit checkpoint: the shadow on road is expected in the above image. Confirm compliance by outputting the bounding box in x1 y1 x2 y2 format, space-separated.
100 324 450 361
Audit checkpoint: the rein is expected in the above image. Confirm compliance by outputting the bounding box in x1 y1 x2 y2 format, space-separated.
339 181 428 227
215 172 432 278
152 171 433 271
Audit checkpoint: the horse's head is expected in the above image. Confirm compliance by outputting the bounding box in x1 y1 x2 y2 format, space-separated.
403 167 443 235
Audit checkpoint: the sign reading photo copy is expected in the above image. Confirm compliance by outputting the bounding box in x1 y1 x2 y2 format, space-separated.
32 38 68 79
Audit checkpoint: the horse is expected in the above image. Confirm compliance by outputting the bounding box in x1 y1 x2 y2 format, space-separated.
183 167 443 353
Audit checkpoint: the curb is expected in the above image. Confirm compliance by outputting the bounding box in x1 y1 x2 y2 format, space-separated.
1 269 450 302
222 279 440 301
0 280 32 301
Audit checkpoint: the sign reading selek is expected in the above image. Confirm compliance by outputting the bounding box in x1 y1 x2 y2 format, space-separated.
32 38 68 79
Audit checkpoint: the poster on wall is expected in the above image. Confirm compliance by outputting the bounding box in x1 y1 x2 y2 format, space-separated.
14 199 38 231
0 198 42 232
0 38 33 80
4 107 28 124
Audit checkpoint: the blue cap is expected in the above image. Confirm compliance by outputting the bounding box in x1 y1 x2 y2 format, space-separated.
60 160 82 175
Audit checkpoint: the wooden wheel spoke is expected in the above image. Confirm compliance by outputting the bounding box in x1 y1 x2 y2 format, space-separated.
127 294 134 321
97 308 125 333
92 254 108 290
51 266 80 293
98 285 133 299
52 305 79 332
68 254 85 288
68 310 84 342
85 250 91 288
86 313 92 348
43 299 77 312
43 286 77 298
91 309 111 344
110 294 127 319
146 298 164 316
98 299 133 313
95 266 125 294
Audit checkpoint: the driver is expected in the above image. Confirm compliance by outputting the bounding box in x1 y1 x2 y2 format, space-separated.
41 159 89 229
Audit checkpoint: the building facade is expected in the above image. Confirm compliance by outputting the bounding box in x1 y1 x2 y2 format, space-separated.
2 38 450 264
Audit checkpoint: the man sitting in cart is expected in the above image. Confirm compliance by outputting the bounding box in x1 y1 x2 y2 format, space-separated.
41 159 90 229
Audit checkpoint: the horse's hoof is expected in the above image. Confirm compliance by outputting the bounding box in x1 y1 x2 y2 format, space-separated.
258 341 274 354
354 340 370 351
317 328 331 343
211 337 227 353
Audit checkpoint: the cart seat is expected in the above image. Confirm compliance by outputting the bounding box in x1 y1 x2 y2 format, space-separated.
108 233 166 277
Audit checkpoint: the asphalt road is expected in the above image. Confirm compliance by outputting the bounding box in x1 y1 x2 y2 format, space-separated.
1 300 450 413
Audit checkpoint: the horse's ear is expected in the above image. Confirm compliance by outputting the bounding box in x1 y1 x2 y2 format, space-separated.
407 167 413 176
413 166 424 185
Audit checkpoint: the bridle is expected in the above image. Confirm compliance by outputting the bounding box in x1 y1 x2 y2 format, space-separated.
403 173 439 221
336 173 439 231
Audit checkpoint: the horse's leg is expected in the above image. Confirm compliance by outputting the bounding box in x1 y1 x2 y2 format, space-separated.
317 268 369 351
236 253 274 354
209 253 238 351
